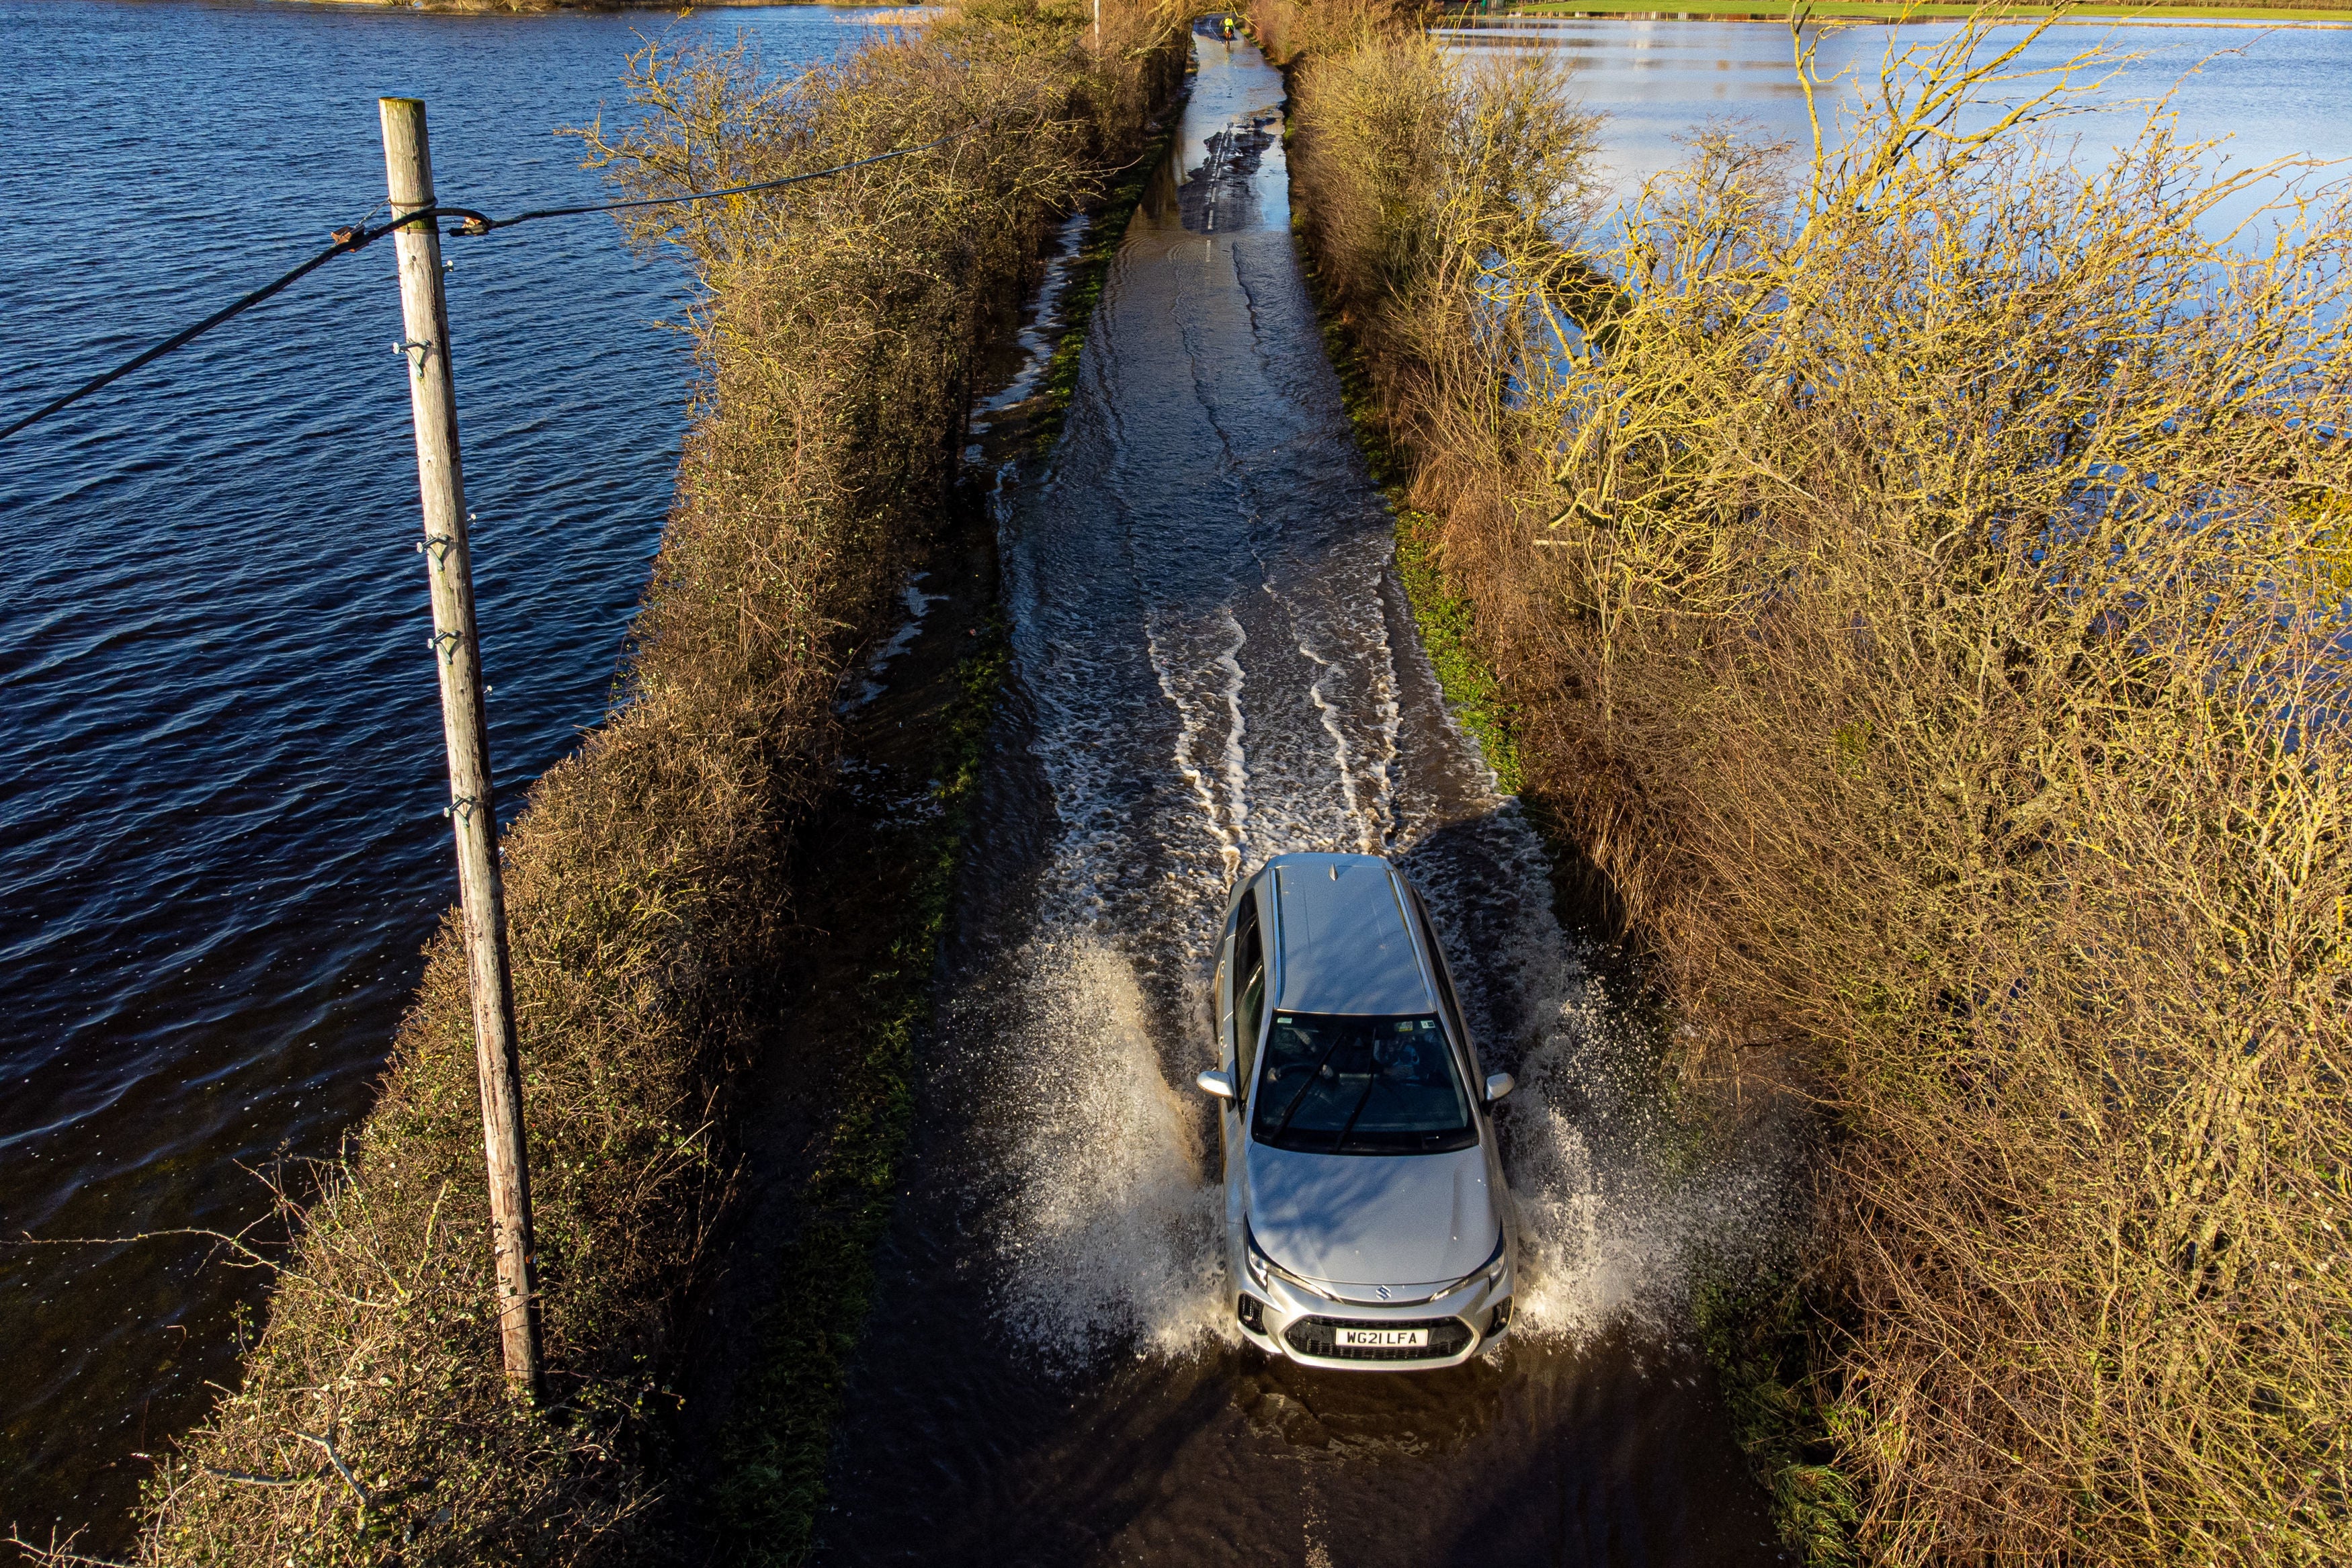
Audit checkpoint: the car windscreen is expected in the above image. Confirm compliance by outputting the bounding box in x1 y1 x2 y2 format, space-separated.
1249 1012 1477 1156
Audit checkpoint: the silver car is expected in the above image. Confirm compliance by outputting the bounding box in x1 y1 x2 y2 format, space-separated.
1195 852 1517 1370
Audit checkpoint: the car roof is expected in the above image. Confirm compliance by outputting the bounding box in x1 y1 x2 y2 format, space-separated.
1263 853 1435 1016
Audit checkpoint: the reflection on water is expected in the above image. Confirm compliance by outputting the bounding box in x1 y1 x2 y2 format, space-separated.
1435 15 2352 206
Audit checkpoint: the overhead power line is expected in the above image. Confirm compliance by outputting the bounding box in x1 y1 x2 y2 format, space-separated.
0 124 978 444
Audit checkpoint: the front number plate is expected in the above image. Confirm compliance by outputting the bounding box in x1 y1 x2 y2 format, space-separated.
1336 1327 1428 1349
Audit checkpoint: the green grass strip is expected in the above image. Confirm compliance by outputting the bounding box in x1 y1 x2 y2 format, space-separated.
1390 507 1525 796
704 119 1183 1566
1691 1273 1863 1566
708 629 1007 1567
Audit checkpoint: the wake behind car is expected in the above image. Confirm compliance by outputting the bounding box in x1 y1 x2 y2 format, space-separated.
1194 852 1517 1369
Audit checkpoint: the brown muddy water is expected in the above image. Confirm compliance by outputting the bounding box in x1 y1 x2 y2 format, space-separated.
816 30 1794 1566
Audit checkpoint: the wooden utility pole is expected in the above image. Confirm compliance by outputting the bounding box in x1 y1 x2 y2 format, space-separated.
379 95 544 1401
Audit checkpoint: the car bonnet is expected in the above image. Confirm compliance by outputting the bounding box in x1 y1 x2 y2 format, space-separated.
1246 1140 1499 1290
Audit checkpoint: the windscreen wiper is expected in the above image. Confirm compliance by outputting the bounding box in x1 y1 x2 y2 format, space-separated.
1329 1069 1380 1153
1269 1028 1349 1143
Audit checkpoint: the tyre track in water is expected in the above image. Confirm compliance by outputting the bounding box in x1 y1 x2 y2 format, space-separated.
820 34 1786 1567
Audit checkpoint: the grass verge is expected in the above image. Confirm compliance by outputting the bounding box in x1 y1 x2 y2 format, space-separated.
701 95 1183 1565
706 621 1010 1566
1689 1274 1861 1565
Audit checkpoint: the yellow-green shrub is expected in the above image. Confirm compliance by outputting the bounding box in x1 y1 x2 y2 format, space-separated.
1287 9 2351 1563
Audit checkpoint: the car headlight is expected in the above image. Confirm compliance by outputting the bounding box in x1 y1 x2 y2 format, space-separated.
1243 1223 1315 1295
1444 1232 1509 1297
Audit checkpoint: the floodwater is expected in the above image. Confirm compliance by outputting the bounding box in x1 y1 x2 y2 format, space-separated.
818 32 1789 1565
1434 13 2352 206
10 0 2337 1556
0 0 883 1542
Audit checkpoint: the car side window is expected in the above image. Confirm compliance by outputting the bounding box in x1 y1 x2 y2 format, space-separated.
1234 892 1266 1086
1410 887 1475 1070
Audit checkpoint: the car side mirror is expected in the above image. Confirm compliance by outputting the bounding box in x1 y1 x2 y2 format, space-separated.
1484 1072 1515 1104
1197 1069 1237 1101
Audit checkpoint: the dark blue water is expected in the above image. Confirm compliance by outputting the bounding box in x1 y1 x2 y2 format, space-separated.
0 0 874 1541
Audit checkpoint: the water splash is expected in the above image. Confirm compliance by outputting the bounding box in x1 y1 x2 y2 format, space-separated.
988 936 1230 1366
966 37 1788 1379
1488 928 1791 1345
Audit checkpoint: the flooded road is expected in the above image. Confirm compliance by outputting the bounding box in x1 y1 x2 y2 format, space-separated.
818 32 1785 1567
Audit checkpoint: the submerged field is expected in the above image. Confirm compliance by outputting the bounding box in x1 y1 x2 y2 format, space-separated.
15 1 2346 1563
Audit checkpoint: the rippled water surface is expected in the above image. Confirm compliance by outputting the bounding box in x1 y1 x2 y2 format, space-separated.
11 0 2342 1553
1436 13 2352 204
0 0 876 1539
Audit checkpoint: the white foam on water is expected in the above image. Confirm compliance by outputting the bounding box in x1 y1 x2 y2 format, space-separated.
1214 606 1252 868
973 212 1090 427
1250 533 1409 857
990 935 1232 1366
1146 606 1249 878
1226 578 1363 859
1483 914 1790 1345
1290 629 1375 855
1355 580 1404 851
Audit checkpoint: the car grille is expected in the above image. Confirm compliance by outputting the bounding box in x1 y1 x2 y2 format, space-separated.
1284 1315 1474 1362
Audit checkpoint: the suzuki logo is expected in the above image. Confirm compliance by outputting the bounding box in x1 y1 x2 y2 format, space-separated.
1376 1285 1391 1301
